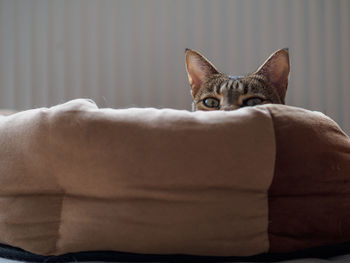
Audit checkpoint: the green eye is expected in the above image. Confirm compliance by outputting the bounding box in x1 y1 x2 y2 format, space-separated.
203 97 220 108
243 97 263 107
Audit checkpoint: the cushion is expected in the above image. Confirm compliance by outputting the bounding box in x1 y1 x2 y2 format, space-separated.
0 99 349 257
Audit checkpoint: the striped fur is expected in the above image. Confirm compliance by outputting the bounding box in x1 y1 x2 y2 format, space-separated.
185 49 290 111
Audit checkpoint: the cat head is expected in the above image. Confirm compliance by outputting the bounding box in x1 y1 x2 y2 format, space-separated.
185 48 290 111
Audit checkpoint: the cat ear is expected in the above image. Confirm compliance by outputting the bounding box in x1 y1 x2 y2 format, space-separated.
185 49 219 97
255 48 290 103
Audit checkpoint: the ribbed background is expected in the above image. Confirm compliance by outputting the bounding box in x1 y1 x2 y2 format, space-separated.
0 0 349 134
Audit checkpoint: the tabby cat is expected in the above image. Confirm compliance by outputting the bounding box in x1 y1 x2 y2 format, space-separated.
185 48 290 111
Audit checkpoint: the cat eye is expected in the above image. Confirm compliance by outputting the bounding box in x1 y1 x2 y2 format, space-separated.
203 97 220 108
243 97 263 107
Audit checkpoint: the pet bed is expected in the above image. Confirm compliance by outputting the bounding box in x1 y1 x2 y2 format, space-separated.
0 99 349 262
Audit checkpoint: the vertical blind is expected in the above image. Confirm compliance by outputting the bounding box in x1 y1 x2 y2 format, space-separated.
0 0 349 134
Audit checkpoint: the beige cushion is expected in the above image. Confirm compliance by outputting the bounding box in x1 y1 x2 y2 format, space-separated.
1 99 350 257
0 99 275 256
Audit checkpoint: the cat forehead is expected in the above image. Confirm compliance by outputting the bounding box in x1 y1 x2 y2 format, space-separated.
228 75 244 80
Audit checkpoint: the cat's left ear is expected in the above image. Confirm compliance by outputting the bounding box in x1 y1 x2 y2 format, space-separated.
255 48 290 103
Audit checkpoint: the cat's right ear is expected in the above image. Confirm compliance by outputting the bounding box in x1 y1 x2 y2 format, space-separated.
185 49 219 97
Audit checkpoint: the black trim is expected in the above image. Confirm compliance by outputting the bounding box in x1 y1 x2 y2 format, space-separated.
1 242 350 262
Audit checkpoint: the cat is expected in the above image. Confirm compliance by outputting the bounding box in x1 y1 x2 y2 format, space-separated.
185 48 290 111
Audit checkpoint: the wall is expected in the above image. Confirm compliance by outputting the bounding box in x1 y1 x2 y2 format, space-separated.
0 0 349 134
